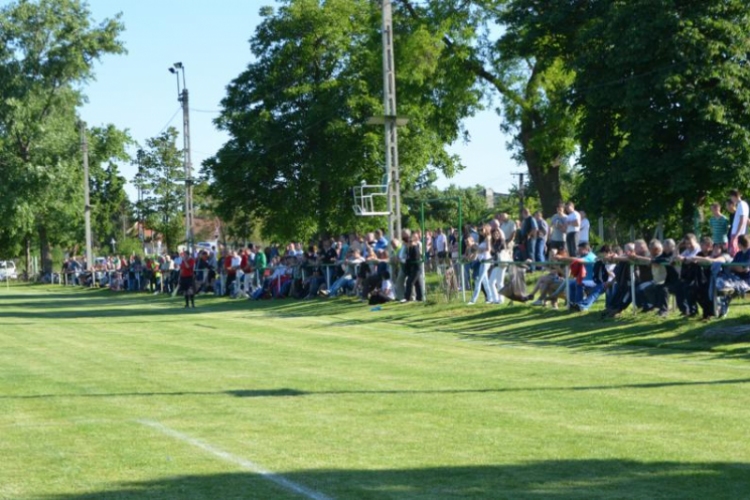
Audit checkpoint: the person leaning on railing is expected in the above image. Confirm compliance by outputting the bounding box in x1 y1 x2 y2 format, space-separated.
672 234 702 317
552 241 596 307
569 245 615 312
527 247 568 309
706 235 750 317
683 238 727 320
628 239 673 317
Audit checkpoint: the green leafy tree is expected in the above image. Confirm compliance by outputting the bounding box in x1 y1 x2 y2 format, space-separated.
399 0 578 216
513 0 750 232
403 184 491 231
0 0 124 271
205 0 482 241
87 124 132 250
138 128 185 252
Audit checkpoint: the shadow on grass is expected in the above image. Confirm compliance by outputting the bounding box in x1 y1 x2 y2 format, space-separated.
3 285 749 359
43 460 750 499
4 376 750 400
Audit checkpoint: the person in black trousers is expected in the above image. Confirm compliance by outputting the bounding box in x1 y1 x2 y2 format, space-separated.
402 232 424 302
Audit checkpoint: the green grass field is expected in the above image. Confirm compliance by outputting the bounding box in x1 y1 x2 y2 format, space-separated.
1 284 750 499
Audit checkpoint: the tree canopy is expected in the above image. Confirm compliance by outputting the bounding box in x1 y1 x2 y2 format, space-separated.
506 0 750 231
204 0 483 241
0 0 125 268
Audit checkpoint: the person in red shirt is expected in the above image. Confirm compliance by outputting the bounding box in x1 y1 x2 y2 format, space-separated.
179 251 197 308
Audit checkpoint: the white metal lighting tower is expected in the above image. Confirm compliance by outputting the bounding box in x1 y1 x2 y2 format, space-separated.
380 0 402 241
169 62 194 252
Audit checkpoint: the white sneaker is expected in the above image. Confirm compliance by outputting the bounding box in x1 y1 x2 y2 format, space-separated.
531 299 544 306
467 301 476 305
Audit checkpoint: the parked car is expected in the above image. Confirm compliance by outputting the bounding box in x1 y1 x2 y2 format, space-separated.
0 260 18 281
195 241 218 253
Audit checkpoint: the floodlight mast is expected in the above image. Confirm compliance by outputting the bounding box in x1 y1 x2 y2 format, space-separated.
380 0 402 241
169 62 194 252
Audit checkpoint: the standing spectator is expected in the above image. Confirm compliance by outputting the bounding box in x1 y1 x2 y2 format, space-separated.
579 211 590 245
434 228 447 266
533 211 548 265
709 202 729 250
254 245 267 288
488 226 507 304
520 208 538 266
549 203 566 253
725 199 736 243
402 231 424 302
728 189 748 255
499 213 517 256
564 202 581 257
469 224 498 305
395 229 411 300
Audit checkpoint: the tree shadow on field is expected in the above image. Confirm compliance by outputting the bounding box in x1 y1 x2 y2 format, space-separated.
4 376 750 400
395 302 750 361
44 459 750 499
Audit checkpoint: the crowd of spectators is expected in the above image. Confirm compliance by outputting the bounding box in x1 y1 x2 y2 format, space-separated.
56 188 750 320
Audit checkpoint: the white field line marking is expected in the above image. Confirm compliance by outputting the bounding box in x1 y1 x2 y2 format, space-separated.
137 419 333 500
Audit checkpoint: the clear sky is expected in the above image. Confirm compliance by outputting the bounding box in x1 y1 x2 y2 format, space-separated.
68 1 520 199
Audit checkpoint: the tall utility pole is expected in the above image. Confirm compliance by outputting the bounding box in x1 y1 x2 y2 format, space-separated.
169 62 194 252
136 149 144 244
80 121 93 270
511 172 526 220
381 0 402 242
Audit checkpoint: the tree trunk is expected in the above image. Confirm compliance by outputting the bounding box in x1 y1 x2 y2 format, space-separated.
25 236 31 280
38 225 53 275
520 122 563 218
318 179 330 237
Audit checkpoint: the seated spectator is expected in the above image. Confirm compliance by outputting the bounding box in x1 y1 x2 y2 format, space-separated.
553 241 597 306
571 245 615 312
323 249 365 297
688 241 730 319
528 248 567 309
631 239 672 317
714 234 750 298
368 270 395 305
673 234 702 316
362 248 390 300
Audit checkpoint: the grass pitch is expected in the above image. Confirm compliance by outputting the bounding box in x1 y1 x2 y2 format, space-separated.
1 284 750 499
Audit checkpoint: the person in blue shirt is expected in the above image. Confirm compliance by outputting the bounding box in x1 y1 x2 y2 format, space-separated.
553 241 598 306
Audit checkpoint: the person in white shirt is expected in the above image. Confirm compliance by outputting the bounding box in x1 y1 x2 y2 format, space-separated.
434 228 448 265
498 213 517 253
368 270 395 305
564 201 581 257
729 189 748 256
469 224 499 305
579 210 590 244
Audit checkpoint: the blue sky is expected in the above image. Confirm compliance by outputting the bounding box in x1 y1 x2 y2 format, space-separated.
71 1 519 199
